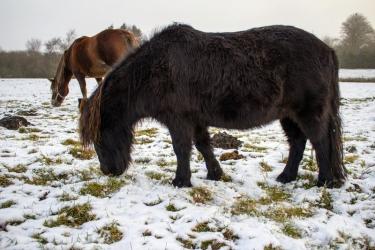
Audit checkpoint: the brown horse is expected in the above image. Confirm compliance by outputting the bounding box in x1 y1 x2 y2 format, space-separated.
49 29 139 107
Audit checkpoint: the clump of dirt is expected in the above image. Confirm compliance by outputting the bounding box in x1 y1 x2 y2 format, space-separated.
219 150 245 161
211 132 242 149
0 115 31 130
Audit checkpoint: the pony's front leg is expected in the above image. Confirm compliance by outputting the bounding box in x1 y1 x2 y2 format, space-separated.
168 122 194 187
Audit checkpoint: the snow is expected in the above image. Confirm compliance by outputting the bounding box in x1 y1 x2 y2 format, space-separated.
0 78 374 250
339 69 375 79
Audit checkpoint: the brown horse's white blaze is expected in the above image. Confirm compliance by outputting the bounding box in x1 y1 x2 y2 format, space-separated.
49 28 139 107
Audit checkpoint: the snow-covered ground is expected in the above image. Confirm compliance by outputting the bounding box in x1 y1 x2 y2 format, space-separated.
0 78 374 250
339 69 375 79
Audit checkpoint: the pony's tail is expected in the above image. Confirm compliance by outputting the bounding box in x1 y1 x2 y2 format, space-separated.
79 83 104 148
328 50 346 183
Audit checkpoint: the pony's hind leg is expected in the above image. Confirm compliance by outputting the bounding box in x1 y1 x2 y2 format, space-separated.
194 125 223 181
167 121 194 187
297 115 335 187
277 118 307 183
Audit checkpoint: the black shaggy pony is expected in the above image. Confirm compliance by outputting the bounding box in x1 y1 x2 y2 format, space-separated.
80 24 346 188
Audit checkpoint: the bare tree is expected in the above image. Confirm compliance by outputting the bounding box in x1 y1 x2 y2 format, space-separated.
120 23 143 38
45 37 63 54
322 36 339 48
341 13 374 54
59 29 77 51
26 38 42 53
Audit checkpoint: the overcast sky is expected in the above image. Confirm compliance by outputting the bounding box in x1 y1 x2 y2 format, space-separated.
0 0 374 51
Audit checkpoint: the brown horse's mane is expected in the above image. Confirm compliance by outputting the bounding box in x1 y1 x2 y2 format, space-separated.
51 51 68 92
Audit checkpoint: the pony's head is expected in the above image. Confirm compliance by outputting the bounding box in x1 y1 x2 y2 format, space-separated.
79 80 133 176
50 51 71 107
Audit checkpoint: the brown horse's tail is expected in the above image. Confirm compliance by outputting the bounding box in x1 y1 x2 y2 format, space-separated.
328 50 346 183
79 83 104 148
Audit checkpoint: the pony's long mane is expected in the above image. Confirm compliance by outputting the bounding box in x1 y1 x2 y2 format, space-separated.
79 82 105 148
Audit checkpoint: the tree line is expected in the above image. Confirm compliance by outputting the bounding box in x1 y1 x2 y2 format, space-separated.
323 13 375 69
0 15 374 78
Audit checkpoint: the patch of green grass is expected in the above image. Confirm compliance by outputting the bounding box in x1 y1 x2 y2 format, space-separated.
317 187 333 210
263 206 313 223
69 146 95 160
264 244 282 250
0 200 16 208
78 166 101 181
32 232 48 245
134 138 154 144
23 133 40 141
38 154 63 165
222 228 239 241
97 222 123 244
220 173 232 182
156 159 176 167
192 221 214 232
80 178 126 198
26 168 69 186
260 161 273 172
142 229 152 236
0 175 13 187
344 154 359 164
135 128 158 137
59 192 78 202
145 171 171 184
176 236 195 249
28 148 38 154
243 143 268 153
7 164 27 173
257 182 291 204
18 127 42 133
144 197 163 206
24 214 37 220
232 198 258 216
62 139 81 146
297 173 316 189
44 203 96 228
200 240 227 250
343 135 367 142
134 157 152 164
189 186 213 204
7 219 25 226
166 203 184 212
301 156 318 171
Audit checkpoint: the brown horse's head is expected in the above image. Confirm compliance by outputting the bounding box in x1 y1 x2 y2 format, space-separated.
50 51 71 107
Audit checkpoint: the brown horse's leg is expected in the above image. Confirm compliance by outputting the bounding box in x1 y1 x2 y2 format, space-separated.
95 77 102 85
76 73 87 99
194 125 223 181
277 118 307 183
167 120 194 187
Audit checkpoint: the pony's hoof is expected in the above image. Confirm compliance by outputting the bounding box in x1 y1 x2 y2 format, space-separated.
276 172 296 183
207 167 223 181
172 178 192 188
